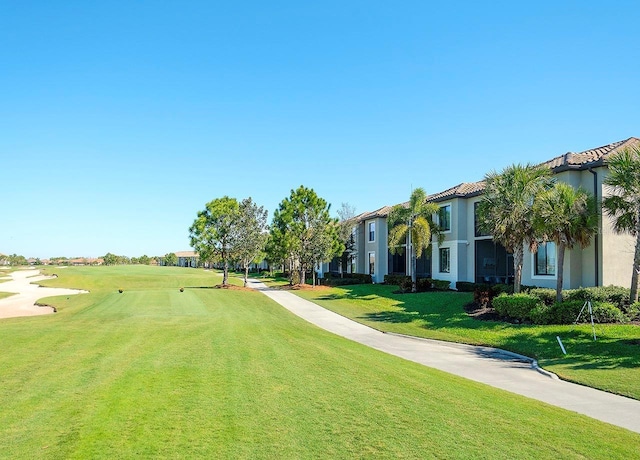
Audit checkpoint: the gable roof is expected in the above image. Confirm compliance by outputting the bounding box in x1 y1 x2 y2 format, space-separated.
427 181 486 202
355 136 639 222
542 137 640 172
175 251 198 258
354 205 396 221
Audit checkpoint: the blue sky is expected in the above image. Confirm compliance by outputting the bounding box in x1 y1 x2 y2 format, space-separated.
2 1 639 258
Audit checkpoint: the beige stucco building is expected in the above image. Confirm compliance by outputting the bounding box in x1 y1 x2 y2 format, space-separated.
342 137 639 289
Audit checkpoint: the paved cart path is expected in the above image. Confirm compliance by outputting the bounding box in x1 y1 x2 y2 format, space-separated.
0 269 88 319
248 279 640 434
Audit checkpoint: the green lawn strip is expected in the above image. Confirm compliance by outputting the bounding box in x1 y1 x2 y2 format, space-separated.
0 292 16 300
290 283 640 399
37 265 228 291
0 267 638 458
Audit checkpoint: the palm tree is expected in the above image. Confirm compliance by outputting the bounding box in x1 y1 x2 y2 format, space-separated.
387 188 441 293
602 146 640 302
477 164 552 293
534 183 599 303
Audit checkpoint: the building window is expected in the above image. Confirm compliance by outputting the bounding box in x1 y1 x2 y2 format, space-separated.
439 248 450 273
535 242 556 276
439 205 451 231
368 252 375 275
368 222 375 242
474 202 489 237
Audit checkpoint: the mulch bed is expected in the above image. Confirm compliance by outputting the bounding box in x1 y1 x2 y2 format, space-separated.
464 302 501 321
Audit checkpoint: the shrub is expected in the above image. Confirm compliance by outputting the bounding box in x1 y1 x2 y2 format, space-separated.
547 300 584 324
431 279 451 291
384 274 409 286
322 278 364 287
473 284 498 308
625 302 640 321
492 293 541 321
415 278 431 291
528 288 557 306
591 302 627 323
530 304 552 325
456 281 477 292
563 286 630 309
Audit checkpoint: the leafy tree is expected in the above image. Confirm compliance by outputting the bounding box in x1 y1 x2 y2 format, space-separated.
534 183 599 303
189 197 241 286
138 255 150 265
103 252 119 266
271 186 342 286
163 252 178 267
337 202 357 276
264 232 288 275
8 254 28 266
235 197 269 287
603 145 640 302
388 188 441 293
477 164 552 293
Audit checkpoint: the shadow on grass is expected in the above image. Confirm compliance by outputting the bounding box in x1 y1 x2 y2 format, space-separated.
495 330 640 370
363 311 419 323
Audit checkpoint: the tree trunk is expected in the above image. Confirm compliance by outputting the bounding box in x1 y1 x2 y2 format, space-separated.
244 265 249 287
409 228 417 293
299 268 305 285
312 268 316 287
555 240 566 303
513 245 524 294
223 260 229 286
411 252 417 293
632 220 640 303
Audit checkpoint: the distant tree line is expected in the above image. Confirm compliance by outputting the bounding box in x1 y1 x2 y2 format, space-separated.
189 186 350 287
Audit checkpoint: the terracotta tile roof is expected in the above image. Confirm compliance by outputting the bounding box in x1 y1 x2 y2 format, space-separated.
427 181 486 202
354 205 396 221
356 137 638 221
541 137 640 171
175 251 198 258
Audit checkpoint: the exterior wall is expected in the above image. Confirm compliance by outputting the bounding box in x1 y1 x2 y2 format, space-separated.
519 165 635 290
599 168 635 288
362 217 388 283
354 154 636 290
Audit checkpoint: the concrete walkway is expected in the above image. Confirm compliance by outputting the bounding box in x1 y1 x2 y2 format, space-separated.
0 269 88 319
248 279 640 434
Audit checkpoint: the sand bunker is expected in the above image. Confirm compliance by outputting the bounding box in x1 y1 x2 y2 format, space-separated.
0 269 88 319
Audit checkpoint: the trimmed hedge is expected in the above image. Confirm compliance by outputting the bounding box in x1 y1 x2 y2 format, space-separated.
431 279 451 291
625 302 640 321
383 275 450 292
320 272 372 285
493 293 541 321
384 274 410 286
563 286 630 309
527 288 557 306
530 300 627 325
456 281 476 292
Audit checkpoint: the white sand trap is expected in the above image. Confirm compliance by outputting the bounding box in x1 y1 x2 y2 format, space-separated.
0 269 88 319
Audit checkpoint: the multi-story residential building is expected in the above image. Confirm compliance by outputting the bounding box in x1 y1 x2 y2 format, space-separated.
342 137 639 289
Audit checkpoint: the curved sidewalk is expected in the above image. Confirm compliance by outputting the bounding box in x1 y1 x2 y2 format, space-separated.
248 279 640 434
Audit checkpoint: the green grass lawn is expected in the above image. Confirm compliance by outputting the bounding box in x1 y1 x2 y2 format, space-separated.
289 283 640 400
0 291 16 300
1 266 638 458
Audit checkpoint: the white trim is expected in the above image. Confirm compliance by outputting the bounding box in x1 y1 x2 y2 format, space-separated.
531 242 557 279
438 202 452 233
368 251 376 276
367 220 376 243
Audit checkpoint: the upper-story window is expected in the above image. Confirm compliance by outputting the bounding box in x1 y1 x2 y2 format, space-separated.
474 202 490 237
368 222 375 242
535 242 556 276
439 205 451 231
